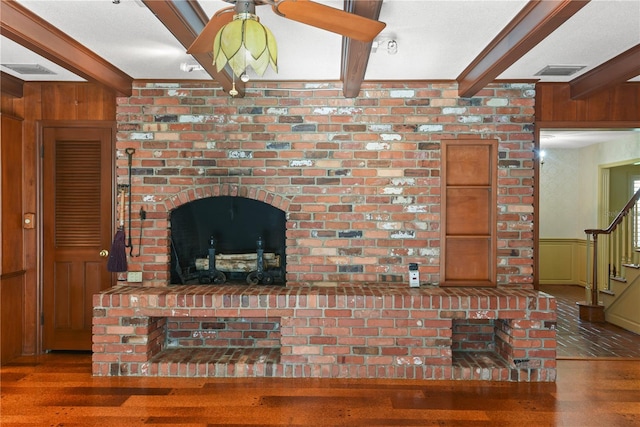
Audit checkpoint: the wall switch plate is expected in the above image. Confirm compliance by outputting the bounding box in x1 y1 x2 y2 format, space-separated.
127 271 143 283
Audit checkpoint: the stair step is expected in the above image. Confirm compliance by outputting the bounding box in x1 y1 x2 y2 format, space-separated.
610 279 630 295
600 289 616 308
621 264 640 283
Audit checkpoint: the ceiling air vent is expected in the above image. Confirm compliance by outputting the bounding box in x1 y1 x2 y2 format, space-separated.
1 63 56 75
535 65 586 76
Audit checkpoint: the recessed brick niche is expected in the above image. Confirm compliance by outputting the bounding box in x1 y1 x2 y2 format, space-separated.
93 81 555 382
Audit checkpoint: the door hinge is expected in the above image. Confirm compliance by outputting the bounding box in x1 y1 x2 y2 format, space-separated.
40 313 44 325
40 145 44 158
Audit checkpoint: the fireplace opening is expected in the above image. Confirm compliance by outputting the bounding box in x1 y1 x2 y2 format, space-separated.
170 196 286 286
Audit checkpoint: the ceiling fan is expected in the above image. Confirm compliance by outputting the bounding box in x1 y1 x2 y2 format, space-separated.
187 0 387 56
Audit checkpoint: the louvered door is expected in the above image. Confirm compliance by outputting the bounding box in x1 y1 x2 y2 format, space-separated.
42 125 114 350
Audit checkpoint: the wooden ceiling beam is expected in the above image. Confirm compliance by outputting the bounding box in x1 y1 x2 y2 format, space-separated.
143 0 242 97
570 44 640 100
0 0 133 96
341 0 384 98
457 0 590 98
1 71 24 98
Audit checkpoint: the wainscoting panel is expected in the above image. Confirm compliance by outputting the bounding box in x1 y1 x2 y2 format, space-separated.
539 239 588 285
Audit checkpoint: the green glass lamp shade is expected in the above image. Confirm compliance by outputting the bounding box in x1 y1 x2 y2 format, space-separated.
213 13 278 78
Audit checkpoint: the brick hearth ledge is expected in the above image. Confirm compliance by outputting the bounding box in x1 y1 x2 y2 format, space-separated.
92 285 557 382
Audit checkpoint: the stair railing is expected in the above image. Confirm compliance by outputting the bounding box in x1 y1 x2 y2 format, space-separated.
584 188 640 306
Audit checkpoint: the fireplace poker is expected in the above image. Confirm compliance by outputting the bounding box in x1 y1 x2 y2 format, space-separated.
133 206 146 257
125 148 135 256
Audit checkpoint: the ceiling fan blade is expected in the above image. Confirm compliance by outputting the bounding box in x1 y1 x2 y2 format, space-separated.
187 6 235 54
275 0 386 42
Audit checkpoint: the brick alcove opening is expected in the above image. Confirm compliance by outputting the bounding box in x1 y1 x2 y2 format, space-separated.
451 319 509 377
149 317 283 371
142 316 515 379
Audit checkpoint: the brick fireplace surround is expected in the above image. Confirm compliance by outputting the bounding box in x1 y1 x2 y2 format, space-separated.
93 81 557 382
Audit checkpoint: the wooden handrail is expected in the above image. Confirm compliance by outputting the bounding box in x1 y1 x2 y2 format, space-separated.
584 188 640 306
585 188 640 235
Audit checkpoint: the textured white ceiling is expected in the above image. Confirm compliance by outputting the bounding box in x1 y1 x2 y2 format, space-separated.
3 0 639 83
4 1 639 147
540 129 640 149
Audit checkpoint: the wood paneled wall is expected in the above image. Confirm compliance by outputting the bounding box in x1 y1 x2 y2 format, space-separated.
535 82 640 123
0 83 115 363
1 113 25 363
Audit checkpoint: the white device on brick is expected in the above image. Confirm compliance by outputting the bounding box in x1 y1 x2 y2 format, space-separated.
409 263 420 287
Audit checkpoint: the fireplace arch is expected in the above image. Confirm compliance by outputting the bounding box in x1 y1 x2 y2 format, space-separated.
162 184 291 213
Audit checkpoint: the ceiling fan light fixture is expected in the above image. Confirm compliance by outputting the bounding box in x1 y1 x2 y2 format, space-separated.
213 12 277 79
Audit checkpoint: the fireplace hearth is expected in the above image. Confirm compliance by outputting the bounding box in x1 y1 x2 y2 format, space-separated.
93 285 557 381
170 196 286 286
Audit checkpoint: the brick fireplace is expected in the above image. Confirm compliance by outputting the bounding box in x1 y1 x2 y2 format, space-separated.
93 81 555 381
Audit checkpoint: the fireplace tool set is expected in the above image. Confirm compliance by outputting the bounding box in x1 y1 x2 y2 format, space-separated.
107 148 135 272
107 148 147 272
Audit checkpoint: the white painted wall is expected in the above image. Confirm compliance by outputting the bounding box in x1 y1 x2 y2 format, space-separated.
540 132 640 239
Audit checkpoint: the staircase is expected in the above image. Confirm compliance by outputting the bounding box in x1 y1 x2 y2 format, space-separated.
600 263 640 334
582 188 640 331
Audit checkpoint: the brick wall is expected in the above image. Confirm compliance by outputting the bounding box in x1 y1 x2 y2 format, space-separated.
166 317 280 348
452 319 496 351
116 81 535 287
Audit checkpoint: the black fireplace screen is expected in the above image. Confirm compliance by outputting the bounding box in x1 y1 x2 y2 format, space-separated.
170 196 286 285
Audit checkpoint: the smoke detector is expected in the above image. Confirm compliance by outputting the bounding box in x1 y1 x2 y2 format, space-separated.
372 35 398 55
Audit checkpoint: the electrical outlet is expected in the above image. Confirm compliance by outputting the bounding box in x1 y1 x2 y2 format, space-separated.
127 271 143 283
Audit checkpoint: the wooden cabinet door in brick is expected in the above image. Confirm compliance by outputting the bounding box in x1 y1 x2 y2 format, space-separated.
440 139 497 287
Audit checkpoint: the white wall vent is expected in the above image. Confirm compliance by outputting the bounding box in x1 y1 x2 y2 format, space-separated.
535 65 586 76
1 64 57 75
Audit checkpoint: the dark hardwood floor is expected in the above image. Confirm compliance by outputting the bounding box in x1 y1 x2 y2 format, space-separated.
540 284 640 358
2 284 639 426
1 353 639 426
